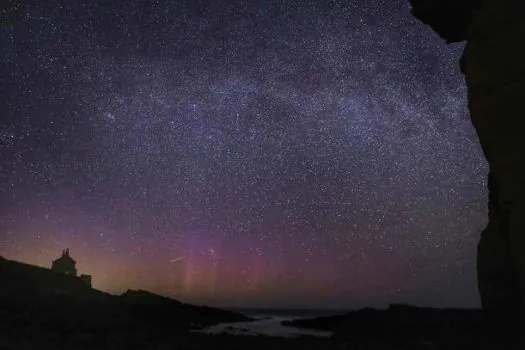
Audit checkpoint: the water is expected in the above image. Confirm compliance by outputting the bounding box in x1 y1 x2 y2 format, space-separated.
196 311 336 338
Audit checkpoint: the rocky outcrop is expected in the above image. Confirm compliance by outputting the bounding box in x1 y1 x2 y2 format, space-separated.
119 289 252 328
409 0 525 315
282 305 481 336
408 0 477 43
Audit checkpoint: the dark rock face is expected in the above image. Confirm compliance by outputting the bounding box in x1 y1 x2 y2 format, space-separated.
464 20 525 313
283 305 481 336
408 0 477 43
409 0 525 315
283 305 525 349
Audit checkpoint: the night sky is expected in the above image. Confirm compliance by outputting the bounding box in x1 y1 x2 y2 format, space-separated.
0 0 487 309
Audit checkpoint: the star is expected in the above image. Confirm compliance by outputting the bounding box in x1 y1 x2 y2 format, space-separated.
0 0 484 309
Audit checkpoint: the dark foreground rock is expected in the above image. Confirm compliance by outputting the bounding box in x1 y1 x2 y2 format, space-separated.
0 256 251 330
0 256 256 349
283 304 482 334
0 256 520 349
283 304 523 349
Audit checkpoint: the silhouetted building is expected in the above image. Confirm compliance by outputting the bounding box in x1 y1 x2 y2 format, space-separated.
51 248 77 276
50 249 93 287
0 255 102 302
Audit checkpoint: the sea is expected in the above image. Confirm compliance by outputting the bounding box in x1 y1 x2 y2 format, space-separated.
195 308 350 338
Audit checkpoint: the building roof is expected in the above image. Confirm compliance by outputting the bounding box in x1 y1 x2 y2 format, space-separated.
53 249 76 264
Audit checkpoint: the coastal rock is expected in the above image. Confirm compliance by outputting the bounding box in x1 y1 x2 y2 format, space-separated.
410 0 525 316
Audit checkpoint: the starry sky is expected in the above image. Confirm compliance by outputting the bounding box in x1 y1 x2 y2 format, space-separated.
0 0 488 309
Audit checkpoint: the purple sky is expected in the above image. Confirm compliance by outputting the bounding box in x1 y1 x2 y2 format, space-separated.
0 0 486 309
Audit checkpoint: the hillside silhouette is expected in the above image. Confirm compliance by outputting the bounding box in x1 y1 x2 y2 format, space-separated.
0 254 517 349
0 255 265 349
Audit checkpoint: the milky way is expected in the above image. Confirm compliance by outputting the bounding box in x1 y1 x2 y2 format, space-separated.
0 0 487 308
